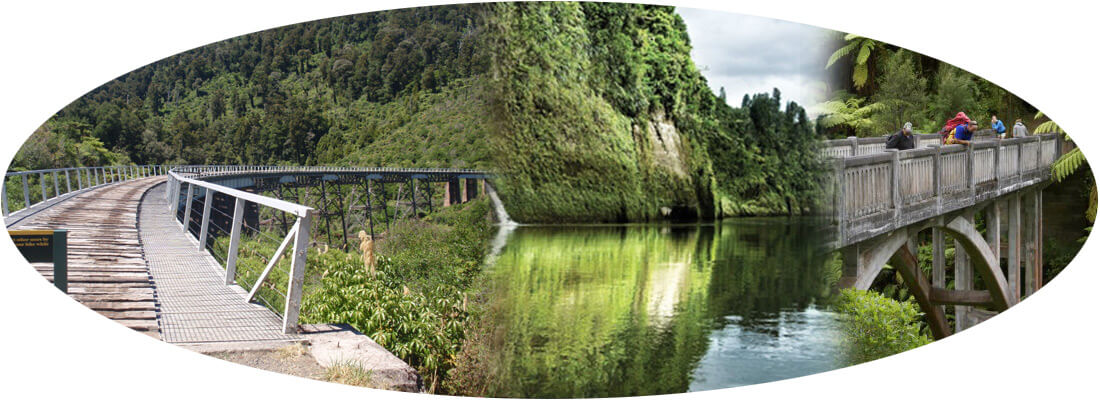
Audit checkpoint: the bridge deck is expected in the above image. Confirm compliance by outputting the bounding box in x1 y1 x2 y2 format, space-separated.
140 182 298 344
10 177 297 344
9 177 161 337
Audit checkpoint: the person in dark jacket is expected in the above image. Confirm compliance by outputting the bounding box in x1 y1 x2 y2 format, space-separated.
886 122 916 150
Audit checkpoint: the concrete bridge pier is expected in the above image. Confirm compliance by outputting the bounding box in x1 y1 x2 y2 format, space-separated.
840 186 1047 338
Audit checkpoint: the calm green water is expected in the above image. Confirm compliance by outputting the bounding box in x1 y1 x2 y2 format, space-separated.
469 219 843 398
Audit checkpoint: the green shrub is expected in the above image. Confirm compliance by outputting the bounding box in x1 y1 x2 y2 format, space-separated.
834 289 932 365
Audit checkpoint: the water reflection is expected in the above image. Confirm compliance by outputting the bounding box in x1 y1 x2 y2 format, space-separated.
468 219 840 398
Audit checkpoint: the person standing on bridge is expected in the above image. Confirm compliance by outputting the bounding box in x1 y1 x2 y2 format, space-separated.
991 115 1007 138
1013 118 1030 137
886 122 916 150
948 120 978 145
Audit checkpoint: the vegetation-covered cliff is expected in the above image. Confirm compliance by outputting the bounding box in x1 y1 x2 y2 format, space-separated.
487 2 822 222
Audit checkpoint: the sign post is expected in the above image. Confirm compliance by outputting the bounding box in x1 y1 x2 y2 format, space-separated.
9 230 68 293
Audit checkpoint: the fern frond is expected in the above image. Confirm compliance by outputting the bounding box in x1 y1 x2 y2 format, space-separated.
1052 148 1086 182
1034 120 1062 134
855 42 873 65
827 41 859 68
1088 183 1097 223
853 63 869 89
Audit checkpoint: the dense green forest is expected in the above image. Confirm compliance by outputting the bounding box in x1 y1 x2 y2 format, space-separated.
818 33 1041 137
13 5 491 170
488 2 821 222
10 2 823 222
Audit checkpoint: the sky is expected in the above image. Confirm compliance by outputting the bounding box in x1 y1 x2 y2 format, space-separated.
677 7 834 113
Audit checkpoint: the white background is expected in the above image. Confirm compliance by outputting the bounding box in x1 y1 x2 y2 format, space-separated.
1 0 1097 398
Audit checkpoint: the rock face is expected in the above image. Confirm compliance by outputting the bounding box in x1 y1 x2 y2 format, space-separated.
636 109 689 179
300 324 422 392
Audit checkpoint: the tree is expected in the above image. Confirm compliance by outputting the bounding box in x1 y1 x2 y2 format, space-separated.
1041 111 1096 223
871 50 928 132
928 65 979 126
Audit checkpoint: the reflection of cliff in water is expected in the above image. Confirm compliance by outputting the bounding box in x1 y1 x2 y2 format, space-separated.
460 219 839 398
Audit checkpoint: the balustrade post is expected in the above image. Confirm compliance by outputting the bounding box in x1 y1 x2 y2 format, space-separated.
225 198 245 285
848 136 858 157
833 158 847 245
887 149 901 220
40 173 47 202
183 184 194 231
65 170 71 193
52 172 59 198
22 175 30 209
198 188 213 251
2 181 8 216
966 144 976 202
283 211 314 334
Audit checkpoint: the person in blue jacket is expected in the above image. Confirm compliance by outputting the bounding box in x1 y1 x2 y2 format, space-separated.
952 120 978 145
991 115 1007 138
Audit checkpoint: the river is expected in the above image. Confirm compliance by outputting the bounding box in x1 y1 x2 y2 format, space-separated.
464 218 844 398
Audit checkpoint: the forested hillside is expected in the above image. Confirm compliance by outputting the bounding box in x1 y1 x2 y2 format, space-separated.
11 2 823 222
12 5 491 169
487 2 821 222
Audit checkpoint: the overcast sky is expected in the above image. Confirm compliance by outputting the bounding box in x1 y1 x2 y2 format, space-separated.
677 7 833 112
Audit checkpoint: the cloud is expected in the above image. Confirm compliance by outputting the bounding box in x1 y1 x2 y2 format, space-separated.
677 7 833 110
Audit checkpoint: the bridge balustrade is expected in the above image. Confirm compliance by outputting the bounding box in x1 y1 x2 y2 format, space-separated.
828 133 1062 248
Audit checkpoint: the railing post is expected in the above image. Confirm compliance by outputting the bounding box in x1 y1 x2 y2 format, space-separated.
966 144 976 201
65 170 72 193
22 175 30 209
198 188 213 250
1016 141 1023 182
182 184 194 231
39 173 47 202
283 211 313 334
848 136 858 157
2 180 8 216
225 197 245 285
52 171 59 198
833 158 847 246
930 144 943 213
887 149 901 220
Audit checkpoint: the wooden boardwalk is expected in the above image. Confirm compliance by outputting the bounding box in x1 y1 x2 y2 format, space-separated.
9 176 297 344
8 177 163 338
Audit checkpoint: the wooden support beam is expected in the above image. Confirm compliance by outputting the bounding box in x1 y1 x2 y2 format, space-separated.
954 214 972 332
1007 194 1021 304
891 244 952 340
945 215 1012 311
930 287 994 307
1023 190 1040 296
932 226 946 314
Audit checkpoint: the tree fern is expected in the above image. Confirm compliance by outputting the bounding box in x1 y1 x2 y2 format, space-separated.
1053 148 1086 182
1037 111 1095 223
826 35 878 89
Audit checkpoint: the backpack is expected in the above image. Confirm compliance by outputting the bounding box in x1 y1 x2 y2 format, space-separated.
939 112 970 144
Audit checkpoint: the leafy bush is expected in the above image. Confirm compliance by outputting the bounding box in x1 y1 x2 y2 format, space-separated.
834 289 931 365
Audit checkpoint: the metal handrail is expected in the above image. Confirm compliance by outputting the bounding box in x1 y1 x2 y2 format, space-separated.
3 164 173 219
166 167 315 334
